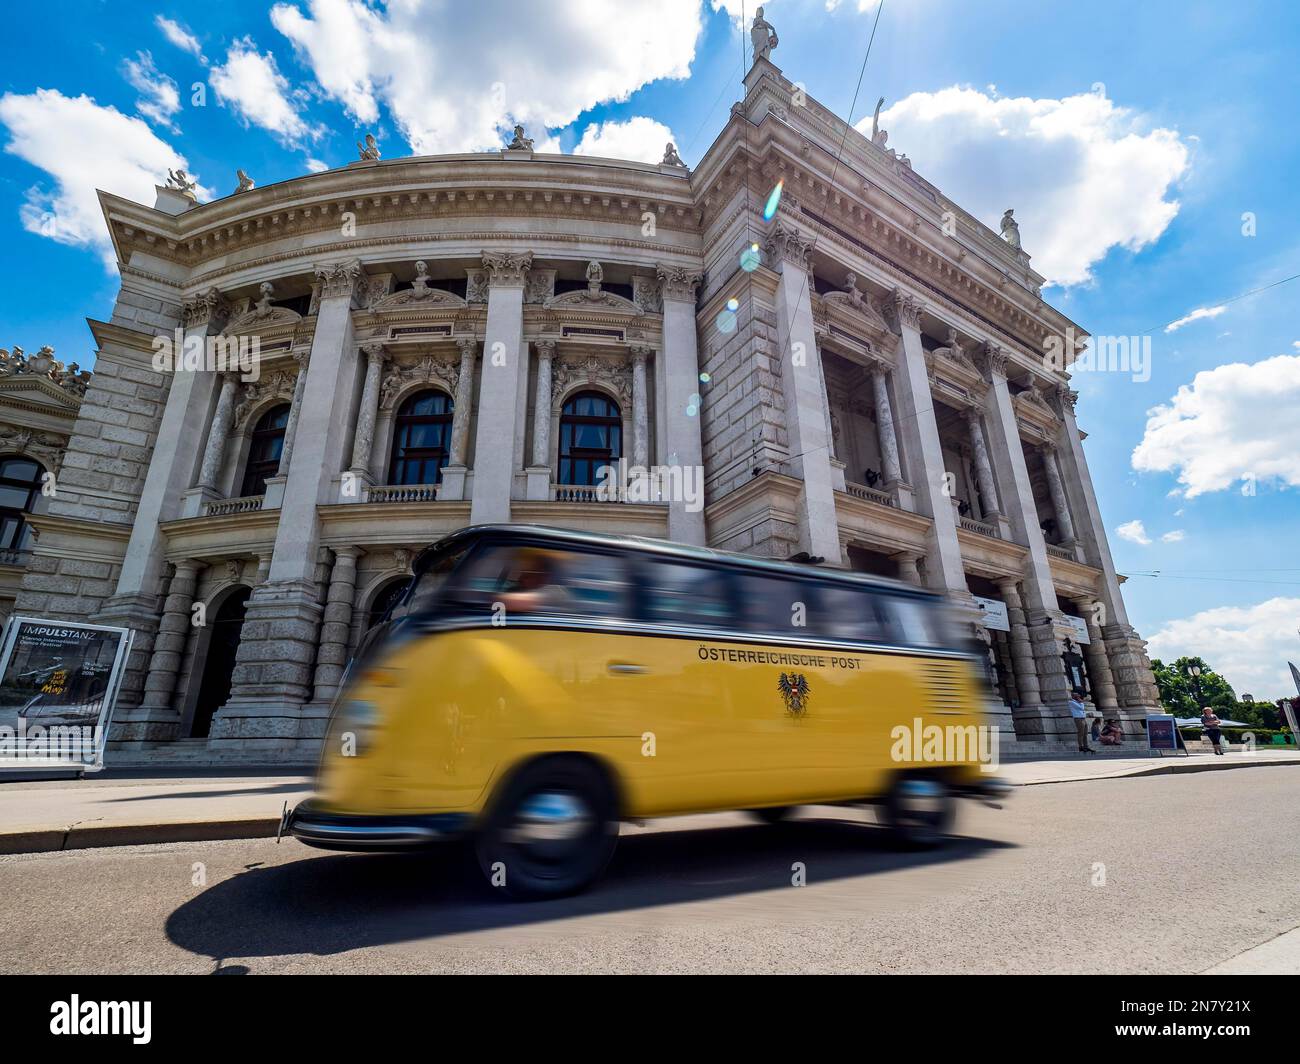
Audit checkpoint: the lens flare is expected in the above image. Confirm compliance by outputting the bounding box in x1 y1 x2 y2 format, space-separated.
763 180 784 221
739 243 761 272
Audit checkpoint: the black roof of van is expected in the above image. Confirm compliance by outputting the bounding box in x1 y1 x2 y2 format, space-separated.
422 524 939 598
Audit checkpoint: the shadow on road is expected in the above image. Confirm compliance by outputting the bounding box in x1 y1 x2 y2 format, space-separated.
106 783 308 802
165 816 1012 962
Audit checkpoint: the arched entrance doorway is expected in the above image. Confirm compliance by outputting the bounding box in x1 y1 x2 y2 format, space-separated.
191 586 251 738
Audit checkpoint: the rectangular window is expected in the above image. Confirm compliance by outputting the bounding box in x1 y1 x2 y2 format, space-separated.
810 583 894 643
444 543 631 622
732 572 807 637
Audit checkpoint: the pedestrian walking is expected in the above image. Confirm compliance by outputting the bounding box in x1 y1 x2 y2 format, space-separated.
1069 689 1093 753
1201 706 1225 755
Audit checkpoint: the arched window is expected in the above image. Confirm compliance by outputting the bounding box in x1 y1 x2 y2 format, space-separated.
0 456 43 558
388 390 453 485
240 404 290 497
366 578 410 631
558 391 621 486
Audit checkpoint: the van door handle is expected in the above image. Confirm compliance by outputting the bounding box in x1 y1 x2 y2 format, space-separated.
607 662 648 675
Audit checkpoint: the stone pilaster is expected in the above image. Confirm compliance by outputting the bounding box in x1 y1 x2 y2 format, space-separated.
119 560 201 741
869 363 904 490
1039 442 1076 547
998 578 1045 734
470 251 531 523
963 407 1002 521
656 264 707 545
441 335 478 501
210 259 366 750
886 290 966 593
764 225 839 561
277 351 310 475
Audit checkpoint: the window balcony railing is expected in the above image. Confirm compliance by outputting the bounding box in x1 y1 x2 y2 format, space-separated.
552 484 622 503
958 516 1000 539
366 484 441 504
843 481 895 508
1045 542 1076 561
203 495 265 517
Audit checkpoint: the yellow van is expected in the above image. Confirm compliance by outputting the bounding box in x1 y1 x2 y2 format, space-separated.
285 524 1010 898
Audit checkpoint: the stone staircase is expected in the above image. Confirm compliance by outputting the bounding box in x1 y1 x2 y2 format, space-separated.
105 738 319 771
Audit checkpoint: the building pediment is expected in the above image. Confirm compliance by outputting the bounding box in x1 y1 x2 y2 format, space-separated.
0 373 84 416
223 304 303 337
545 289 642 314
370 286 466 311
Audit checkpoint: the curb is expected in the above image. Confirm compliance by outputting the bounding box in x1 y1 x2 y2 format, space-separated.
0 816 280 856
1013 756 1300 787
2 757 1298 856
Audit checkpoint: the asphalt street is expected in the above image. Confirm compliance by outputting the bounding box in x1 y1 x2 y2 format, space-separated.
1 766 1297 973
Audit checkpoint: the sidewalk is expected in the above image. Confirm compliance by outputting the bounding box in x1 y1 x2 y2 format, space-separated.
1 749 1297 855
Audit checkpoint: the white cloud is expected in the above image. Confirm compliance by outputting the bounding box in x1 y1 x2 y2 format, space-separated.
270 0 702 155
1165 304 1226 333
209 38 316 147
1132 355 1300 497
1160 529 1185 543
155 15 203 60
121 51 181 130
858 87 1190 286
572 116 678 164
305 157 329 173
1146 597 1300 698
0 89 206 265
1116 519 1152 546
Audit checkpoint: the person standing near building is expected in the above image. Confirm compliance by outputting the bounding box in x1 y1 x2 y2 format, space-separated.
1201 706 1224 755
1069 689 1093 754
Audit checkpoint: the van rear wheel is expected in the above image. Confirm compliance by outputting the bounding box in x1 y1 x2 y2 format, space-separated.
883 774 955 849
475 757 618 900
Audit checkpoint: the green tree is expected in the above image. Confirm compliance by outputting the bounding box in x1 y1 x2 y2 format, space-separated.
1150 656 1238 717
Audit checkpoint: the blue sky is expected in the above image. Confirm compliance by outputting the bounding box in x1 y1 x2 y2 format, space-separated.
1 0 1298 694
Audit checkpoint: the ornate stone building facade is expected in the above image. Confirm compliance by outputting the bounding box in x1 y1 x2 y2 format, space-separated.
8 48 1159 756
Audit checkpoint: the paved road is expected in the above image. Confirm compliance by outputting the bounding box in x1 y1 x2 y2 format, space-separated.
1 766 1297 973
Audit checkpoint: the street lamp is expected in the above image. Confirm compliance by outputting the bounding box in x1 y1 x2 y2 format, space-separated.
1186 663 1205 712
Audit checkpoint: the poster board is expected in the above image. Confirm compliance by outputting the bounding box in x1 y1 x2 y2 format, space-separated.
1145 712 1184 756
0 618 133 772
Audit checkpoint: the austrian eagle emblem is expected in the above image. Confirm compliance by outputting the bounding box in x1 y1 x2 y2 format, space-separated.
777 672 811 717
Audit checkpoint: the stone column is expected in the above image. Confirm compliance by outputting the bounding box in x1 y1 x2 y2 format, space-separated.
1039 442 1076 546
210 259 367 750
441 336 477 501
893 551 922 585
998 577 1044 724
869 363 904 489
137 560 203 717
196 373 240 492
977 343 1067 738
1080 604 1119 712
630 345 650 468
348 342 387 487
525 338 555 500
470 251 531 523
656 264 707 545
962 407 1002 521
96 289 229 738
309 547 360 707
886 290 967 594
277 351 310 475
765 226 839 561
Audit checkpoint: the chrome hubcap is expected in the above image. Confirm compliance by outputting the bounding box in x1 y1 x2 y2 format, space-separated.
510 791 592 844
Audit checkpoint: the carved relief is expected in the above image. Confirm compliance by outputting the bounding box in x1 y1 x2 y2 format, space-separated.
632 276 663 314
655 264 703 303
481 251 534 286
233 369 298 427
379 354 460 410
524 269 556 305
550 354 632 413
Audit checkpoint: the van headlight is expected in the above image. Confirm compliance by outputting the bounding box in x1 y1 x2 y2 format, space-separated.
334 699 381 757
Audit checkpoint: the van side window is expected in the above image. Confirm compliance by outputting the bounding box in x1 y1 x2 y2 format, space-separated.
811 584 893 643
886 596 944 647
731 572 807 636
639 560 730 629
445 544 631 621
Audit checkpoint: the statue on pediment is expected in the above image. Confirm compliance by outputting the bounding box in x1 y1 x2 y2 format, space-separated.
1000 209 1021 249
585 260 604 297
234 169 255 194
507 124 534 151
357 133 380 162
751 7 778 62
661 142 687 168
871 97 888 147
166 168 197 200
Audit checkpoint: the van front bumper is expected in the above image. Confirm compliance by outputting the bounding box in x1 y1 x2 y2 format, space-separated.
284 799 472 851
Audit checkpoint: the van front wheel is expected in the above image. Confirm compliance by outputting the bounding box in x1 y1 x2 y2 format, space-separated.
883 774 955 849
475 757 619 900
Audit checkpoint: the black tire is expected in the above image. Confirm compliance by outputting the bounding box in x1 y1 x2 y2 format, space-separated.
474 756 619 900
882 774 955 849
747 805 796 825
